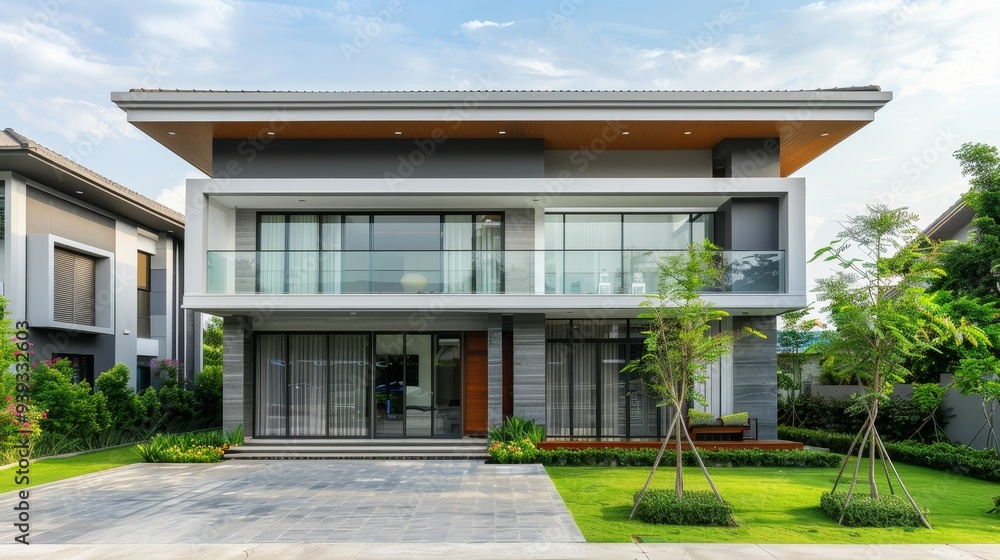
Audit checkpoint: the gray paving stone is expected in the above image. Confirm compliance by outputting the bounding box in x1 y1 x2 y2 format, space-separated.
0 460 584 544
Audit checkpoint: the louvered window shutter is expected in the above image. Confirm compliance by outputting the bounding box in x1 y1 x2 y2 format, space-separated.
53 248 96 326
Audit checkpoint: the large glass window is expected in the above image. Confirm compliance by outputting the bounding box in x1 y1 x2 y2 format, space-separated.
545 319 665 439
258 213 504 294
137 251 151 338
545 212 714 294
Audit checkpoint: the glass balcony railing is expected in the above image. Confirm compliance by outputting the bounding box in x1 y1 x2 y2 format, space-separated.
205 250 785 295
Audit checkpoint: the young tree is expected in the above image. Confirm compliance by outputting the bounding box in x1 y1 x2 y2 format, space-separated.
777 306 822 426
812 204 988 528
624 240 763 520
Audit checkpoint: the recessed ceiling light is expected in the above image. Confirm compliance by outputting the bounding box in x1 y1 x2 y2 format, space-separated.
820 132 830 137
267 131 275 136
394 131 402 135
299 199 305 202
683 131 692 135
167 230 173 233
167 131 176 136
349 312 357 315
498 131 506 135
75 190 83 194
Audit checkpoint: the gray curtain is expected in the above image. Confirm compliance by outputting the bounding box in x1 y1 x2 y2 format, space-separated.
255 334 287 436
329 334 369 436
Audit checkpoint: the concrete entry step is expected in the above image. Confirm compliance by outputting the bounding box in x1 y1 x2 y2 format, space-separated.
225 437 489 460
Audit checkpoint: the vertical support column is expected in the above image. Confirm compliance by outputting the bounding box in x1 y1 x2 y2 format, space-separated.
223 315 253 435
732 316 778 440
487 313 503 428
512 313 546 425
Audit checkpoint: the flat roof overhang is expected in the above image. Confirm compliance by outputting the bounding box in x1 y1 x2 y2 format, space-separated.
111 89 892 178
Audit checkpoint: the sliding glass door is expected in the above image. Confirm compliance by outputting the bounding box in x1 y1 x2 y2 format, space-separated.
256 332 461 438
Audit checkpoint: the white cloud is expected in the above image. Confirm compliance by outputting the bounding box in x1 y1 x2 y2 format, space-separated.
153 174 198 215
460 20 514 31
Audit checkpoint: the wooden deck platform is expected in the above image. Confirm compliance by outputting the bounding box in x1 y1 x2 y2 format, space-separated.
537 439 804 452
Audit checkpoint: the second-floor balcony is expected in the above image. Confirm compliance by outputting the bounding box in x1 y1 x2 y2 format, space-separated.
206 250 786 296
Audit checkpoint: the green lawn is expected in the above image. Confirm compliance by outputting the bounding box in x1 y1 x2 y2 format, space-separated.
0 446 142 495
547 458 1000 543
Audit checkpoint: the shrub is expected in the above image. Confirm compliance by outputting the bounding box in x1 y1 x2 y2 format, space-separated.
779 426 1000 483
779 394 947 442
490 445 842 468
153 359 197 424
633 489 735 526
487 439 538 463
687 409 716 426
194 366 223 427
820 491 925 527
720 412 749 426
135 387 162 426
134 430 229 463
488 416 545 444
95 363 140 430
31 359 110 437
989 496 1000 514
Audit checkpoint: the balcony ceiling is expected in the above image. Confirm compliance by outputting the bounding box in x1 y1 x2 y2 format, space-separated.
112 89 891 178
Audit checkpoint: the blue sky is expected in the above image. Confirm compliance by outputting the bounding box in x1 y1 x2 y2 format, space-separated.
1 0 998 295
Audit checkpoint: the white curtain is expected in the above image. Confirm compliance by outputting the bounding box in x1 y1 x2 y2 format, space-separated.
255 334 287 436
572 343 597 436
287 215 320 293
329 334 369 436
475 214 503 293
259 215 286 294
320 215 342 294
545 342 570 437
443 215 472 293
288 335 327 436
601 343 627 437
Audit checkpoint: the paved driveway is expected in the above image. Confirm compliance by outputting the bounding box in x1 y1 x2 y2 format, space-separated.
0 460 584 544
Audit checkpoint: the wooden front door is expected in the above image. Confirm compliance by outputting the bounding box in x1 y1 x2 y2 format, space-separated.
463 331 488 437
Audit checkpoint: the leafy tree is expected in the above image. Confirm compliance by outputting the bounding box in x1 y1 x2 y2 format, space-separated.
623 240 763 520
202 316 223 369
935 143 1000 298
777 306 822 426
811 204 988 528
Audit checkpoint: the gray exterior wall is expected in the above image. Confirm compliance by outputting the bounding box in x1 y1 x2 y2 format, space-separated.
223 315 254 434
712 138 780 179
25 187 116 251
544 150 712 178
235 209 256 293
716 197 780 251
732 316 778 440
488 314 503 428
213 138 545 179
512 313 546 425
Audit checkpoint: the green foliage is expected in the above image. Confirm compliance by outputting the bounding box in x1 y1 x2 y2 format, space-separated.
487 438 538 463
194 366 223 426
134 430 229 463
911 383 946 414
633 489 735 526
935 143 1000 298
687 409 715 426
989 496 1000 514
31 359 110 437
720 412 749 426
487 415 545 444
0 296 18 374
490 445 842 468
203 316 223 359
152 359 197 423
778 394 945 442
820 491 925 527
779 426 1000 483
135 387 162 425
95 363 140 430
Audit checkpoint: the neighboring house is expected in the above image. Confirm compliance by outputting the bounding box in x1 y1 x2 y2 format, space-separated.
113 88 891 441
0 128 194 390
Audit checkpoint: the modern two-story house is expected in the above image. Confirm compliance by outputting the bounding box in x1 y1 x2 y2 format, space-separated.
113 88 891 443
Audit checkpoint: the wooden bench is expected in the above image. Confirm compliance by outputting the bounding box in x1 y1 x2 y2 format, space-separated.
688 417 758 442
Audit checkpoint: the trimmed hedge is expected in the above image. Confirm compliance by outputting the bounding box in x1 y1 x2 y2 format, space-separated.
634 489 735 526
820 491 925 527
490 445 842 468
779 426 1000 483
